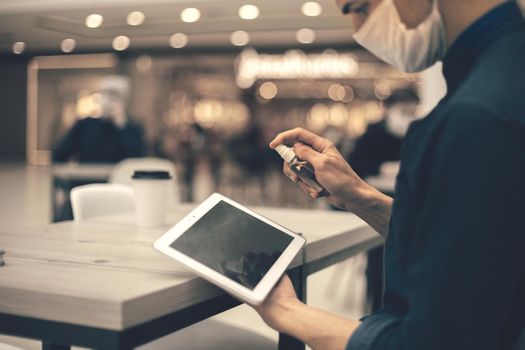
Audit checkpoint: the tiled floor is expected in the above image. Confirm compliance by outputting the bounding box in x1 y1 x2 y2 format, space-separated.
0 162 368 350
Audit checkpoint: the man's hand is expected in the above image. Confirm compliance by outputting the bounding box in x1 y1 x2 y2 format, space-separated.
251 274 360 350
270 127 394 237
252 274 300 331
271 127 371 210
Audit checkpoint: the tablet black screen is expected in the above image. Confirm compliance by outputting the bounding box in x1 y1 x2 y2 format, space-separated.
170 200 294 290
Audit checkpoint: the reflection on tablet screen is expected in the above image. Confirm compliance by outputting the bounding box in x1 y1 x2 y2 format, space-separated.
170 200 293 290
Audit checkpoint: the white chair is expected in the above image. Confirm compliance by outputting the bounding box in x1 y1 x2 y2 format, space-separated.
70 183 135 222
109 157 180 204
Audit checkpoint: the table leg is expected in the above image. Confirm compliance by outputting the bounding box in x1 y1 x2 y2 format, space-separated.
278 267 307 350
42 343 70 350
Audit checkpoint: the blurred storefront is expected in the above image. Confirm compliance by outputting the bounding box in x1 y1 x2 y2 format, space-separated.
27 47 427 207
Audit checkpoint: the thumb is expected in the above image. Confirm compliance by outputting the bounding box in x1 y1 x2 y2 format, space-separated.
293 142 322 166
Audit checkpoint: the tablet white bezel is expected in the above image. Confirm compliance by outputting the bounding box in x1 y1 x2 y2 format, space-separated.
154 193 306 305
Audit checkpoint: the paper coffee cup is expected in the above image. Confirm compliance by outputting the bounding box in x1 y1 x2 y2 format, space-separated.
132 170 172 228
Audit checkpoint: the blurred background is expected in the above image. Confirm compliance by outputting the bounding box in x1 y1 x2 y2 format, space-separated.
0 0 446 213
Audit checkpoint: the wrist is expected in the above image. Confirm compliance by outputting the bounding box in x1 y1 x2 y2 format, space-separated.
345 182 392 216
343 180 379 211
261 297 306 334
342 181 393 237
265 299 360 348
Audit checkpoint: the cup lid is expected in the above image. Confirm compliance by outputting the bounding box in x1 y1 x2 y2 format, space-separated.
132 170 172 180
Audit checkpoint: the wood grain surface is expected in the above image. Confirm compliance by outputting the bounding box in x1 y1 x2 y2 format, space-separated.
0 203 380 331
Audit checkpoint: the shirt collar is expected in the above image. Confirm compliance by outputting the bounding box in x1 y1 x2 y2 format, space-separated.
442 1 525 95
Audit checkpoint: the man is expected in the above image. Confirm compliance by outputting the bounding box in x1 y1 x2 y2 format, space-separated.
53 75 144 163
251 1 525 349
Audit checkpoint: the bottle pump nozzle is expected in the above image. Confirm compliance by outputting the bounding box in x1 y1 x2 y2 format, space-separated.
274 144 326 195
275 144 296 163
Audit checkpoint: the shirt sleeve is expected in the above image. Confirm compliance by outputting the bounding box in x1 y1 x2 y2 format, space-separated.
346 103 525 350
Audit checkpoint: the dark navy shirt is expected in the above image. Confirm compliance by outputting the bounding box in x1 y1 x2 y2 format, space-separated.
347 2 525 349
53 117 144 163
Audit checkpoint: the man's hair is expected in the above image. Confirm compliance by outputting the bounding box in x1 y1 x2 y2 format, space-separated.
98 75 131 100
384 87 420 107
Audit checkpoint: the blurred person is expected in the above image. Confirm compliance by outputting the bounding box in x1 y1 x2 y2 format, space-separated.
206 127 224 192
225 118 274 200
53 75 144 163
350 87 419 178
226 119 268 175
165 123 224 201
250 1 525 350
174 123 206 202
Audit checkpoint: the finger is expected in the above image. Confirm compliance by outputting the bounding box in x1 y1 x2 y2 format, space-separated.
283 162 300 182
269 127 333 153
297 180 318 198
293 142 324 167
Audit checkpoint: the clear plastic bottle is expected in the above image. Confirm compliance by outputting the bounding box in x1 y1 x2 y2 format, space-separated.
275 144 326 196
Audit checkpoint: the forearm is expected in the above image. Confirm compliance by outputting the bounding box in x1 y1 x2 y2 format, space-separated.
263 299 359 350
346 184 393 238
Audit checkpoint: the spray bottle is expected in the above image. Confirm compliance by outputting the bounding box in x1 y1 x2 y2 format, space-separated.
275 144 327 196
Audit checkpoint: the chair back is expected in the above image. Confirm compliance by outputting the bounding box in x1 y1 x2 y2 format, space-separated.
70 184 135 222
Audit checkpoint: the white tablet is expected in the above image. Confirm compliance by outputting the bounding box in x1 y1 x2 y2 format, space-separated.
154 193 306 305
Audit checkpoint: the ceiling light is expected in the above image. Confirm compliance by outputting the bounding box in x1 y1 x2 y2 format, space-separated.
112 36 130 51
230 31 250 46
169 33 188 48
12 42 25 54
239 4 259 20
259 82 278 100
60 38 76 53
85 14 103 28
328 83 346 101
302 2 322 16
180 8 201 23
374 83 392 100
296 28 316 44
127 11 145 26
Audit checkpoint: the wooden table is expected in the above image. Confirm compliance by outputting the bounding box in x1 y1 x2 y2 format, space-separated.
0 204 383 350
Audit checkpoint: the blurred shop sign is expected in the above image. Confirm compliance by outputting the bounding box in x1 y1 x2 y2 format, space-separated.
236 48 359 88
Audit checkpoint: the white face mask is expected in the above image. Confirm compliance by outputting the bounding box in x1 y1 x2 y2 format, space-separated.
352 0 446 73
